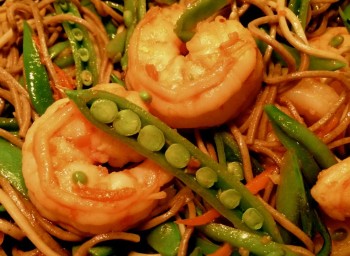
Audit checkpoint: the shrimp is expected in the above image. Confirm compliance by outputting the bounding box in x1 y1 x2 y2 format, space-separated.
22 85 172 235
125 4 263 128
282 27 350 123
311 157 350 221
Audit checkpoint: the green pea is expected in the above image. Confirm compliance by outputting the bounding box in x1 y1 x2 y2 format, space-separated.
113 109 141 136
331 228 348 241
242 208 264 230
329 34 344 48
90 99 118 124
78 48 90 62
165 143 191 169
139 90 152 103
195 167 218 188
72 28 84 41
227 161 244 180
80 70 93 86
137 125 165 151
218 189 241 209
72 171 88 185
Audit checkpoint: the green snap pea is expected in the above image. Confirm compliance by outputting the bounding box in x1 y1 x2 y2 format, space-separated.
137 125 165 151
174 0 230 42
264 104 337 169
106 30 127 63
165 143 191 169
227 162 244 181
0 118 19 131
242 208 264 230
340 4 350 33
199 223 298 256
48 40 71 59
54 0 98 89
288 0 310 29
329 34 344 48
139 90 152 103
147 222 181 256
218 189 241 209
90 98 119 124
113 109 141 136
66 89 283 242
110 74 125 87
0 138 27 196
23 21 54 115
195 167 218 188
72 171 88 185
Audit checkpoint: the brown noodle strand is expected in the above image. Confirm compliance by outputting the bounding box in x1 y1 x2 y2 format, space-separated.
230 126 254 181
74 232 141 256
177 201 196 256
0 219 25 240
249 144 283 167
258 197 315 252
194 129 210 155
323 109 350 144
0 129 23 148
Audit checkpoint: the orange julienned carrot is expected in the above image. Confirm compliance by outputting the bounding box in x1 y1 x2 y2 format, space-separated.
245 165 277 194
207 243 232 256
175 208 221 226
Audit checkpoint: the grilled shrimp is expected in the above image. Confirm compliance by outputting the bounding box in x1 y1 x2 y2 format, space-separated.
282 27 350 123
311 157 350 221
22 85 172 235
126 4 263 128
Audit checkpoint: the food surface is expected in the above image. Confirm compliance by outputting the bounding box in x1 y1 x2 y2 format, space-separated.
0 0 349 256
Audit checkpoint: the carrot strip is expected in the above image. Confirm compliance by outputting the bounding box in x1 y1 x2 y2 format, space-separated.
207 242 232 256
175 208 220 226
245 165 277 195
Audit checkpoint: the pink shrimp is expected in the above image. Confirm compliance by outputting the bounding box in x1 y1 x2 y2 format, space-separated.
125 4 263 128
22 85 172 235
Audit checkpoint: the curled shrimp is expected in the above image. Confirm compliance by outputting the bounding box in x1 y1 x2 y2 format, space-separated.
126 4 263 128
311 157 350 221
22 84 172 234
281 27 350 123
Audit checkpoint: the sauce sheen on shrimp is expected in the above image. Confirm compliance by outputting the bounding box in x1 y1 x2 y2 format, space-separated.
22 86 172 234
126 4 263 128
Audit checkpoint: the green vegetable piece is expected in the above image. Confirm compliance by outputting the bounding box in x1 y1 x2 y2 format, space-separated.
242 208 264 230
200 223 298 255
147 222 181 256
106 30 127 63
288 0 309 29
0 138 27 196
174 0 230 42
90 98 118 124
264 104 337 169
78 48 90 62
189 247 203 256
113 109 141 136
329 34 344 48
311 209 331 256
23 21 54 115
48 40 71 59
195 167 218 188
80 70 93 86
72 171 88 185
219 189 241 209
340 5 350 33
227 162 244 181
0 118 19 131
332 228 348 241
194 237 220 255
72 28 84 41
137 125 165 151
165 143 191 169
139 90 152 103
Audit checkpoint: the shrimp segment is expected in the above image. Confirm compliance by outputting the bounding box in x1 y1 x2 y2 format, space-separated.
22 87 172 234
311 157 350 221
126 4 263 128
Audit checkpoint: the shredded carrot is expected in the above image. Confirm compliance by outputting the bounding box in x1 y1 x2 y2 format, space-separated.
53 64 75 90
245 165 277 194
175 208 220 226
207 243 232 256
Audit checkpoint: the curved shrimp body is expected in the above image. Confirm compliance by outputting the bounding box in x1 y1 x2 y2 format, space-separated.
311 157 350 221
126 4 263 128
22 86 172 234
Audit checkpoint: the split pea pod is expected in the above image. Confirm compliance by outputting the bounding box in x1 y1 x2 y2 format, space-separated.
264 104 337 169
66 89 283 243
199 223 298 256
23 21 54 115
0 138 27 196
54 0 98 88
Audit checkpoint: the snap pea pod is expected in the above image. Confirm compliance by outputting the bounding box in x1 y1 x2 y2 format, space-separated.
288 0 309 29
23 21 55 115
311 208 332 256
199 223 298 256
174 0 230 42
66 89 283 242
0 138 27 196
340 4 350 33
256 38 346 71
54 0 98 88
269 121 320 185
0 118 18 131
275 150 312 243
264 104 337 169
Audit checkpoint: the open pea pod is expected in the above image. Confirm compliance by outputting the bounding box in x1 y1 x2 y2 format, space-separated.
0 138 27 196
66 89 283 242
